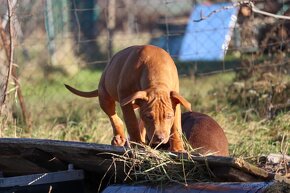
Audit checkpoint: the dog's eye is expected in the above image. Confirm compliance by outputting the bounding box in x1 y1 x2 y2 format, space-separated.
145 114 153 120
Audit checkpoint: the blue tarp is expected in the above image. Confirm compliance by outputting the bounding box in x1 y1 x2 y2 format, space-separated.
151 3 238 61
178 2 238 61
103 182 274 193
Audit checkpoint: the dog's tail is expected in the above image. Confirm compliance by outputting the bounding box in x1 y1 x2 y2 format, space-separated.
64 84 98 98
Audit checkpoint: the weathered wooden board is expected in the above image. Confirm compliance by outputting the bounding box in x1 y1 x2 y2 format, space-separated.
0 138 125 177
0 138 274 183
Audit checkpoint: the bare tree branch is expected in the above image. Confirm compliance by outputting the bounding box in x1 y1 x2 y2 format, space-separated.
193 0 290 23
0 0 30 127
193 3 237 22
7 0 14 88
0 0 15 109
251 2 290 20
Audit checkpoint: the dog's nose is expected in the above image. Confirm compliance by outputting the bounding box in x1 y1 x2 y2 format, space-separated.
152 134 166 144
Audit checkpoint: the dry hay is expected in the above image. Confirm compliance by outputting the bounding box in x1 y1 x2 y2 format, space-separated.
99 142 214 189
95 136 288 192
97 142 281 191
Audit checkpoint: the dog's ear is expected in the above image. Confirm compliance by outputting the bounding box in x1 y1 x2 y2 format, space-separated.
120 91 148 106
170 91 192 111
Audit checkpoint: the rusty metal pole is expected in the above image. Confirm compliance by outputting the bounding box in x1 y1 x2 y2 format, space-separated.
107 0 116 60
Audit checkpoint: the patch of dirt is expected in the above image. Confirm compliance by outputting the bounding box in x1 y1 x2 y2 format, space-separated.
264 182 290 193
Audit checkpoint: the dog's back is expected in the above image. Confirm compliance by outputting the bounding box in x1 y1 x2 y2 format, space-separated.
100 45 180 102
182 112 229 156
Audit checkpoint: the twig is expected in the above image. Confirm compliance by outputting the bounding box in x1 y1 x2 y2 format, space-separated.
0 0 15 109
0 23 10 108
8 0 30 127
0 0 15 108
193 1 290 23
193 3 237 22
72 0 81 52
2 0 30 127
251 2 290 20
7 0 14 92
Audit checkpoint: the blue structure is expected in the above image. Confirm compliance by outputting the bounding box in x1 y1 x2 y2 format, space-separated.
151 3 238 61
179 2 238 61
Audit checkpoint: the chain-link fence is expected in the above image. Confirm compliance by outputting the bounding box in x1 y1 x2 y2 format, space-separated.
0 0 289 124
1 1 289 73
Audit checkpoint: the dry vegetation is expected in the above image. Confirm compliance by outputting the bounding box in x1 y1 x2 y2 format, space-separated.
1 66 289 160
0 2 289 192
0 21 288 186
0 40 289 190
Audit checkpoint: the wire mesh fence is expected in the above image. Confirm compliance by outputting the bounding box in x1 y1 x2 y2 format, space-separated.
0 0 289 126
1 0 289 71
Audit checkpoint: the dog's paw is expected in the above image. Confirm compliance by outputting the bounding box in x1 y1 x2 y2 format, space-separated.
169 145 186 153
111 135 126 146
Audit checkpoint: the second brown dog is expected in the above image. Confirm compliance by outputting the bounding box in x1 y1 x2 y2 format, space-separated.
181 111 229 156
140 111 229 156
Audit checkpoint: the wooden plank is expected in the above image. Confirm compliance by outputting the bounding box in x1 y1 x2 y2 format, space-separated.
187 156 274 181
0 138 274 183
0 170 84 187
0 138 124 154
21 148 67 172
0 138 125 176
0 156 48 175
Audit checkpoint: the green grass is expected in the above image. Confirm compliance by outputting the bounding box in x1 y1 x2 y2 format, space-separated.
1 69 289 160
179 72 235 111
3 70 112 144
213 109 289 159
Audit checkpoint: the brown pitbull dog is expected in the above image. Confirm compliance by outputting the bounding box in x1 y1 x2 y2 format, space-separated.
65 45 191 152
181 112 229 156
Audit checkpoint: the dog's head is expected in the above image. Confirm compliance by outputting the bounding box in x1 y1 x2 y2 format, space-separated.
121 89 191 145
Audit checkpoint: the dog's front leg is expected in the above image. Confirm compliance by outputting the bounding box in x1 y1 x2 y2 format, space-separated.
109 114 126 146
121 104 142 144
138 119 147 144
98 93 126 146
170 104 185 152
